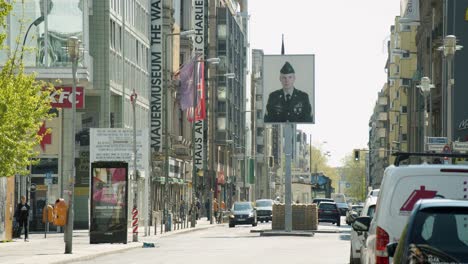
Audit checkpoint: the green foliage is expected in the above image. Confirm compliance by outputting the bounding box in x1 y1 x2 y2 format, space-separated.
309 146 339 190
0 2 54 177
341 154 367 201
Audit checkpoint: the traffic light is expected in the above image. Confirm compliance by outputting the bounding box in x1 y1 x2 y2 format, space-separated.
354 149 360 161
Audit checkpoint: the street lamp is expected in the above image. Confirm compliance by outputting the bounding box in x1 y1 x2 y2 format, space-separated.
20 15 45 62
207 72 235 224
163 30 195 232
64 36 81 254
130 90 138 242
438 35 463 145
417 77 434 154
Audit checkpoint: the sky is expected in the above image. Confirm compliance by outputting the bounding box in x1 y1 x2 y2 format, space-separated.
248 0 401 167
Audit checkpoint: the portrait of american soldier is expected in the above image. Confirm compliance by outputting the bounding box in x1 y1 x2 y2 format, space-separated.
264 61 314 123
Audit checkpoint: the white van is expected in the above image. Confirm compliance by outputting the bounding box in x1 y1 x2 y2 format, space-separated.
363 163 468 264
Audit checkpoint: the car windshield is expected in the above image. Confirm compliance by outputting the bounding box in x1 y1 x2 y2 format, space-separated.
337 203 348 208
352 206 363 213
256 200 272 207
233 203 252 211
409 207 468 261
319 203 336 210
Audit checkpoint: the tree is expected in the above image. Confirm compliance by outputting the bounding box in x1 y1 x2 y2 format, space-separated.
341 153 366 201
309 146 339 190
0 2 54 177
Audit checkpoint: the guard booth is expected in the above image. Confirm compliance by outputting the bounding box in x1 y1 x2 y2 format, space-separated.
90 161 128 244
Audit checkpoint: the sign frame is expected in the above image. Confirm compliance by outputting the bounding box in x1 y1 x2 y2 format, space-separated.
90 161 128 244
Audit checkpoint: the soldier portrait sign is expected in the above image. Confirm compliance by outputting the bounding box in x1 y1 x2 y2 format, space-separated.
263 55 315 124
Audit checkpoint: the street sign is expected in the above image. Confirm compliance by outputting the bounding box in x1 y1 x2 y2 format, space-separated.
426 137 448 145
453 142 468 152
345 183 351 188
30 183 37 192
427 144 445 152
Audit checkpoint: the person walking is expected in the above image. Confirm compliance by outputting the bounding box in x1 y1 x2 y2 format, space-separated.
213 198 219 224
195 198 201 220
15 195 30 242
205 198 210 221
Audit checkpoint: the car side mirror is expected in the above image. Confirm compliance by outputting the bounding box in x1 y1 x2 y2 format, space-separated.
352 216 371 232
386 242 398 258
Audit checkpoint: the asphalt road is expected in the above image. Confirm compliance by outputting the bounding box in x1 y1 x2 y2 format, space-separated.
73 217 351 264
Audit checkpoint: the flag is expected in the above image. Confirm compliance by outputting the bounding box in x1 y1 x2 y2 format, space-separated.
187 59 206 122
178 57 196 111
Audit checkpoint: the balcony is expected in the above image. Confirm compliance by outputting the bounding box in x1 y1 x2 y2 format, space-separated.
378 112 388 121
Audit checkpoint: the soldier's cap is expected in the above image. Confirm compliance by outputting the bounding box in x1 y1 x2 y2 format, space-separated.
280 61 295 74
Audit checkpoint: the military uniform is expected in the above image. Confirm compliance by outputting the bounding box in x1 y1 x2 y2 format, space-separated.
264 61 313 123
264 88 313 122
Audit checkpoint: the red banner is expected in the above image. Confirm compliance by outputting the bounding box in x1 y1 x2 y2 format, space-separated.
187 61 205 122
50 86 84 109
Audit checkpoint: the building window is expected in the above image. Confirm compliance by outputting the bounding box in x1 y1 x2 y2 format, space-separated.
402 134 408 141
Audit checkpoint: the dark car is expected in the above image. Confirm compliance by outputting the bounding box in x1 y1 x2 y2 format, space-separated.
312 198 334 205
336 202 349 216
228 202 258 228
318 202 341 226
387 199 468 264
255 199 273 223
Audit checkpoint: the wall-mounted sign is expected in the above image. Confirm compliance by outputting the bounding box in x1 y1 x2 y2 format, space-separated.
458 119 468 131
50 87 84 109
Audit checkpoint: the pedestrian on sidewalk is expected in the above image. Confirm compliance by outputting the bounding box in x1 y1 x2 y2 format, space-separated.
180 199 186 222
213 198 219 224
195 198 201 220
205 198 210 221
15 195 30 242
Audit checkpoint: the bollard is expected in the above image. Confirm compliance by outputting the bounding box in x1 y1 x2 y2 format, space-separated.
132 207 138 237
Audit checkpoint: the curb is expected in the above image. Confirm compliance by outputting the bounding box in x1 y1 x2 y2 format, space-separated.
51 224 218 264
260 231 314 237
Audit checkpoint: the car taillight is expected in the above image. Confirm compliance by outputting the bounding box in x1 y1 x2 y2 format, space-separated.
376 226 389 264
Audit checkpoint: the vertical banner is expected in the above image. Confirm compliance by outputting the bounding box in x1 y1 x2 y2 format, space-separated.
90 162 128 244
150 0 163 153
193 0 204 172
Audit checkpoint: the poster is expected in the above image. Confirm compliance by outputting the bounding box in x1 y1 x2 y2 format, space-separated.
263 55 315 124
90 162 128 244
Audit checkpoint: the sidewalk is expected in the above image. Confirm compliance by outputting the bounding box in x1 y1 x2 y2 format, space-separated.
0 219 217 264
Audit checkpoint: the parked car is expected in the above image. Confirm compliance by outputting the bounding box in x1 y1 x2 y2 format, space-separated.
387 199 468 264
312 198 334 205
228 202 257 228
346 204 363 225
367 189 379 198
255 199 273 223
336 202 349 216
350 196 377 264
363 157 468 264
318 202 341 226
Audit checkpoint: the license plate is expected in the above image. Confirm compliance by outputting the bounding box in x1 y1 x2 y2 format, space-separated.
238 218 245 221
324 210 332 213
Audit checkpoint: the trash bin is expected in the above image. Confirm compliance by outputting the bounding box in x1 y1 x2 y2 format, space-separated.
42 204 54 223
53 198 68 226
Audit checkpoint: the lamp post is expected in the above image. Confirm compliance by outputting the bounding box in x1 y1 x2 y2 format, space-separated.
417 77 434 154
20 15 44 62
64 36 80 254
163 30 195 232
439 35 462 145
130 89 138 242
